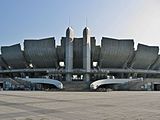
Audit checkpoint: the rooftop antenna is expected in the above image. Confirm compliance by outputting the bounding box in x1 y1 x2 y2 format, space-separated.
68 16 71 27
85 16 88 27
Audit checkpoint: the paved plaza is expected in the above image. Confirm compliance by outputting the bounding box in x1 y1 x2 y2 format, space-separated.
0 91 160 120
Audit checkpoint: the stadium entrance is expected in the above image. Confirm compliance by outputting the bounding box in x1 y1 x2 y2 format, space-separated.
153 83 160 91
0 81 3 90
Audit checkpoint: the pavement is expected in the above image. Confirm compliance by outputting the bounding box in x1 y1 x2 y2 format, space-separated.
0 91 160 120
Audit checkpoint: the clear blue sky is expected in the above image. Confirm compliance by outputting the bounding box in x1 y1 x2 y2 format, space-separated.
0 0 160 48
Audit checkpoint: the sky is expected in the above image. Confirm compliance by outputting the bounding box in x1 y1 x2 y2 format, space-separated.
0 0 160 49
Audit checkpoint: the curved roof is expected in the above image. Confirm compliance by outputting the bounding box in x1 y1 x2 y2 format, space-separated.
19 78 63 89
24 37 58 68
92 46 100 62
0 55 7 69
56 37 65 62
1 44 27 69
130 44 159 69
150 55 160 70
91 37 100 62
99 37 134 68
73 38 83 68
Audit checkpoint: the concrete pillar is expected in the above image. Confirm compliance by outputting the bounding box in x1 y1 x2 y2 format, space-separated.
83 27 91 82
65 27 74 81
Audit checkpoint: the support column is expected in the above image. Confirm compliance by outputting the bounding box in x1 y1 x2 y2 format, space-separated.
65 27 74 81
83 27 91 82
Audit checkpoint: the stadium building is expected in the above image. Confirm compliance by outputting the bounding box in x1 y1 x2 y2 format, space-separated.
0 27 160 91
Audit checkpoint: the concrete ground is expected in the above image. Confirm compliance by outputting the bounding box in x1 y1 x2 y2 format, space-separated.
0 91 160 120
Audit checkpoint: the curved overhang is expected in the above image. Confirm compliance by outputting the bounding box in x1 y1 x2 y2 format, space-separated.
130 44 159 69
73 38 83 68
90 79 137 90
99 37 134 68
19 78 63 89
1 44 27 69
24 37 58 68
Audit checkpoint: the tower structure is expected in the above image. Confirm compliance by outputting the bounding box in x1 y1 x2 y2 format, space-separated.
65 27 74 81
83 27 91 82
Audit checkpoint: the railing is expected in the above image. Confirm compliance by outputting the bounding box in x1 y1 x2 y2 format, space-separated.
0 68 160 74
